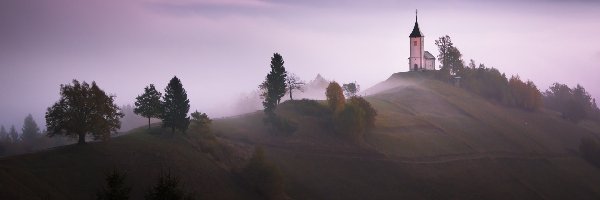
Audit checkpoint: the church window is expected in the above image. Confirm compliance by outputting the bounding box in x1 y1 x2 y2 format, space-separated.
413 41 417 46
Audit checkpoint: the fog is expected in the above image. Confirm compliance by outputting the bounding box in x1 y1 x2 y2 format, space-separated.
1 0 599 129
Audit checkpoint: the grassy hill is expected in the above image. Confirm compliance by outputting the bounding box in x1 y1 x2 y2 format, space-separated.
2 71 600 199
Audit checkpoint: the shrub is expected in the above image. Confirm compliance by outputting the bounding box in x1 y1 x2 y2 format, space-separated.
333 97 378 142
241 147 285 200
288 99 330 117
263 114 297 135
145 171 194 200
97 169 131 200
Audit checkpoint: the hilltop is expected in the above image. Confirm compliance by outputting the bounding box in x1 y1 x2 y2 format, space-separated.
1 72 600 199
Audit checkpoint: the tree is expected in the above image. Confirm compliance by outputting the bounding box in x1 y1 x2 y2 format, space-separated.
342 82 360 97
97 169 131 200
21 114 41 151
45 80 124 144
0 125 7 142
285 73 305 100
326 82 345 112
190 111 211 134
134 84 163 129
260 53 288 115
9 125 18 143
145 171 193 200
544 83 594 122
435 35 464 75
435 35 453 72
161 76 190 133
21 114 40 142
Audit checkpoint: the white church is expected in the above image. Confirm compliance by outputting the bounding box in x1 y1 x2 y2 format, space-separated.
408 11 436 71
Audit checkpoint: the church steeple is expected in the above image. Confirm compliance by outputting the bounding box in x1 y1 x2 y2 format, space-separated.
409 9 423 38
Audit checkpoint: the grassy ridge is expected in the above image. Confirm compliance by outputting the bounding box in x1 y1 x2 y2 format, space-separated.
1 72 600 199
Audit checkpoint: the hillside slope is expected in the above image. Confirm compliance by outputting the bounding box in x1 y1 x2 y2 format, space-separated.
1 72 600 199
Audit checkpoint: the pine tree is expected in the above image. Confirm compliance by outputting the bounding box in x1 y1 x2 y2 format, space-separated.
161 76 190 133
261 53 288 115
21 114 40 143
134 84 163 129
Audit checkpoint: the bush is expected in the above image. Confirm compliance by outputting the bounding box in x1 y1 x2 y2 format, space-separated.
263 114 297 135
288 99 330 117
97 169 131 200
333 97 378 142
145 171 194 200
241 147 285 200
580 137 600 167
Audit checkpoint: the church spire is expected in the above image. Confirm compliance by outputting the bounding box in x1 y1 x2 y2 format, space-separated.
409 9 423 38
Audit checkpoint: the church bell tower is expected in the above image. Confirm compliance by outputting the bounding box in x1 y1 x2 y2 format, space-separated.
409 10 424 71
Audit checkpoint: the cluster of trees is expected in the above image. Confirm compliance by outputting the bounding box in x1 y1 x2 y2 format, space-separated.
96 170 195 200
0 115 71 156
44 77 204 145
434 35 543 111
240 147 285 200
134 77 193 134
544 83 600 122
326 82 377 142
259 53 308 134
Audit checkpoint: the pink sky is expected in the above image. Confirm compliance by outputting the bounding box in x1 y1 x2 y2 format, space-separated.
1 0 599 128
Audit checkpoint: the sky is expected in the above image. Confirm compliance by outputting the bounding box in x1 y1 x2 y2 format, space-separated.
1 0 599 129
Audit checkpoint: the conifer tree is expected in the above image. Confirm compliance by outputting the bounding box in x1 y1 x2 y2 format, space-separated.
261 53 288 115
161 76 190 133
9 125 18 143
21 114 40 143
97 170 131 200
0 126 7 142
134 84 163 129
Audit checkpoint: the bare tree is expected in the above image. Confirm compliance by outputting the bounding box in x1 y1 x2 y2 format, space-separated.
286 73 305 100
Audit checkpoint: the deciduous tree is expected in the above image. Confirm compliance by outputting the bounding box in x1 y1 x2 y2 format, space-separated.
45 80 124 144
134 84 163 129
342 82 360 97
285 73 304 100
326 82 345 112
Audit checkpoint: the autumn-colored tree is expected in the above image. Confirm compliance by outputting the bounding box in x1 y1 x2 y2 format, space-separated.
508 76 542 111
326 81 345 112
241 147 285 200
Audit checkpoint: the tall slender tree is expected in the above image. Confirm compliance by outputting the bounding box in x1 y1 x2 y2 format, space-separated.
261 53 288 111
134 84 163 129
9 125 18 143
45 80 124 144
161 76 190 133
0 126 7 142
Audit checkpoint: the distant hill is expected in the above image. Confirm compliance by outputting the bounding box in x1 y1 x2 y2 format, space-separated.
1 72 600 199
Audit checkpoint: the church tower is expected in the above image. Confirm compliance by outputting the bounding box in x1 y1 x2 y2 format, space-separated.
409 10 424 71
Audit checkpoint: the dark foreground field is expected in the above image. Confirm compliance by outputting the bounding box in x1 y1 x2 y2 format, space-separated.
2 72 600 199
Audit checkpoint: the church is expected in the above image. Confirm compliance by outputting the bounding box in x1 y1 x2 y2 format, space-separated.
408 11 436 71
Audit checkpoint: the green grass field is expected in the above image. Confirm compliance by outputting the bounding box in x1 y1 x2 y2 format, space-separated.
1 71 600 199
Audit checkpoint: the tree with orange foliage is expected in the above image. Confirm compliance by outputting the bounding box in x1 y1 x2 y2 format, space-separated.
326 81 345 112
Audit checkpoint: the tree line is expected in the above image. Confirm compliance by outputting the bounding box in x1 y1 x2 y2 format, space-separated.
434 35 599 121
0 114 71 156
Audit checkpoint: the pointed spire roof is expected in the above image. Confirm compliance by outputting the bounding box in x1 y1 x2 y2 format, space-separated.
409 9 423 38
